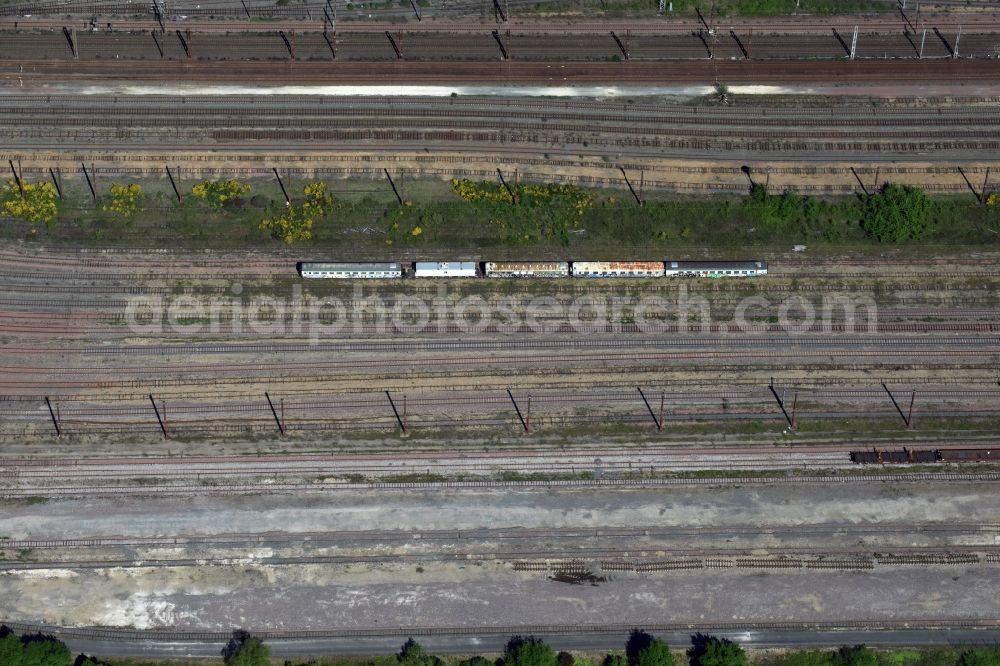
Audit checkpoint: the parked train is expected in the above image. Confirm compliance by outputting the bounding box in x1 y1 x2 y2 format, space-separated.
850 447 995 464
298 260 768 279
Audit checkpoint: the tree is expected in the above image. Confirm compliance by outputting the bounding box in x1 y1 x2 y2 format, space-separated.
20 634 71 666
860 183 931 243
222 630 270 666
688 635 747 666
831 646 876 666
603 656 628 666
398 638 442 666
504 636 558 666
959 648 1000 666
557 651 575 666
625 631 673 666
0 627 24 666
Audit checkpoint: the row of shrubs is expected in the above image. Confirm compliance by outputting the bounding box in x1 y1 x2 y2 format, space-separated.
203 630 1000 666
4 625 998 666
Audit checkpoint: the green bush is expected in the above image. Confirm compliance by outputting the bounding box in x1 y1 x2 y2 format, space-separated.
626 631 674 666
741 184 805 227
398 639 443 666
0 629 24 666
778 650 835 666
689 635 748 666
504 637 558 666
958 648 1000 666
861 183 932 242
19 634 71 666
222 631 271 666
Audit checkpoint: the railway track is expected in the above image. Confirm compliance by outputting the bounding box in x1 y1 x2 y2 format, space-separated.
1 28 995 62
0 458 854 477
6 58 1000 84
5 523 998 550
8 94 1000 119
0 373 994 401
4 548 998 571
0 11 996 31
9 334 995 355
3 471 1000 497
1 246 998 275
2 404 999 439
0 321 994 338
8 106 1000 150
11 129 998 160
3 618 1000 643
3 145 995 198
8 94 1000 156
3 387 999 419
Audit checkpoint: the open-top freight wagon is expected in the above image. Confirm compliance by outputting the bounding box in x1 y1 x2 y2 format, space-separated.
850 447 995 464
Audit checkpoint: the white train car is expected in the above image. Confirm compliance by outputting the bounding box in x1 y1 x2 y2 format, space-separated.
664 260 768 278
485 261 570 278
571 261 665 278
413 261 478 278
299 262 403 279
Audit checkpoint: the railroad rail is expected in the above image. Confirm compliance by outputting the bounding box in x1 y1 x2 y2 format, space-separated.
6 523 998 550
4 548 998 571
3 472 1000 498
1 27 996 62
6 59 1000 85
1 618 999 643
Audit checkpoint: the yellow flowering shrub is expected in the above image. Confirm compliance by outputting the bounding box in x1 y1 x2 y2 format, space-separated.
191 179 250 209
258 181 333 245
259 207 313 245
101 183 142 217
1 180 59 227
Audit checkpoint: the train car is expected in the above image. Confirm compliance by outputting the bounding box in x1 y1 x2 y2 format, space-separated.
879 449 910 464
663 260 768 278
850 450 880 464
937 448 995 463
909 449 938 464
298 262 403 279
484 261 570 278
570 261 665 278
413 261 478 278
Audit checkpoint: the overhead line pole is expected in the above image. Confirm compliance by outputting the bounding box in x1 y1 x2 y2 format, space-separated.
386 390 408 436
149 394 168 439
507 388 529 433
49 167 63 199
9 160 24 197
45 396 62 437
265 391 285 436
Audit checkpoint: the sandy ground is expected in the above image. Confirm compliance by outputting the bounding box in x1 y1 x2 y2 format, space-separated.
3 483 999 539
3 562 1000 630
2 150 997 195
2 482 1000 629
